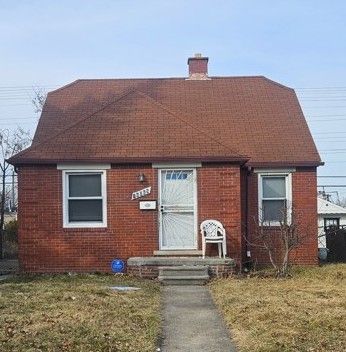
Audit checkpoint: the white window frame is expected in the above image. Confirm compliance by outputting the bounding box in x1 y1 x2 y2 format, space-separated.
258 172 292 226
62 170 107 228
158 168 198 250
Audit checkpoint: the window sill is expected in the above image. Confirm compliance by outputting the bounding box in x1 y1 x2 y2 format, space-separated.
260 222 291 227
63 222 107 229
62 227 110 233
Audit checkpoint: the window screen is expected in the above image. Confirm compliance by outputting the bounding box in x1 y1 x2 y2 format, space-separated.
69 174 101 197
66 173 104 224
261 176 287 223
68 200 103 222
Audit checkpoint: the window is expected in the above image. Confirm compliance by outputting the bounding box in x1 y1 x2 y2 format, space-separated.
63 171 107 228
165 170 189 180
258 173 292 225
324 218 340 229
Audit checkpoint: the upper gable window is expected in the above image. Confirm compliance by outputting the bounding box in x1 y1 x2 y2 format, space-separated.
258 173 292 226
63 171 107 228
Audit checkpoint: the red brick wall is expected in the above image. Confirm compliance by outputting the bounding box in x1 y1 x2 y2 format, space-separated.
17 164 317 272
17 163 242 272
290 167 318 265
17 164 158 272
246 167 318 266
198 164 242 264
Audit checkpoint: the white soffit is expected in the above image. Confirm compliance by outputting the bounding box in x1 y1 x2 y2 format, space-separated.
253 168 296 174
57 163 111 170
152 162 202 169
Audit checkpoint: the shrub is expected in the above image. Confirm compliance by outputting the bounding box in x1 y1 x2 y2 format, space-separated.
3 219 18 258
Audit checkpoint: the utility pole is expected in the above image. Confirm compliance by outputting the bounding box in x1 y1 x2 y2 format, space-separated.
0 165 6 260
11 171 15 211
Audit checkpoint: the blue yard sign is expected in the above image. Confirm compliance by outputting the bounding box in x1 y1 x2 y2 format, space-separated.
111 259 125 273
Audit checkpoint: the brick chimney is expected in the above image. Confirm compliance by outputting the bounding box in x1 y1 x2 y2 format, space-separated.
187 53 210 80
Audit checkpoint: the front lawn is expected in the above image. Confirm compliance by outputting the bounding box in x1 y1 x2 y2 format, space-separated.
210 264 346 352
0 274 161 352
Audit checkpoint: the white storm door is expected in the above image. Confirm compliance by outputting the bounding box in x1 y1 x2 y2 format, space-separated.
159 169 197 250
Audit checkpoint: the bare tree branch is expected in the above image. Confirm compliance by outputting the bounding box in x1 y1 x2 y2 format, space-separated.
31 87 47 114
0 127 31 259
245 206 311 277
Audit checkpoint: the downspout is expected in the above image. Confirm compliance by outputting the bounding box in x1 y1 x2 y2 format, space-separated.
244 165 252 269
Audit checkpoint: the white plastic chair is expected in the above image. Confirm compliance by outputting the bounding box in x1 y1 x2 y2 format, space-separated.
200 220 227 259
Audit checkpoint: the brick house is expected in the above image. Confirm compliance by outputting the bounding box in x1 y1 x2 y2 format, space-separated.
8 55 322 275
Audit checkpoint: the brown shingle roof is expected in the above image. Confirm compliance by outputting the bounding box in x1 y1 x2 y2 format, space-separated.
9 76 322 166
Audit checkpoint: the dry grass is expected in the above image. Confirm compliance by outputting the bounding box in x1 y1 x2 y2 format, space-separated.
0 274 161 352
210 264 346 352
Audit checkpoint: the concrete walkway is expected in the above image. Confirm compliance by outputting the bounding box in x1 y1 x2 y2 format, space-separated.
160 286 237 352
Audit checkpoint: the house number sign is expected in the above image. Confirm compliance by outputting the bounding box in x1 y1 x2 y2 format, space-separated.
131 186 151 200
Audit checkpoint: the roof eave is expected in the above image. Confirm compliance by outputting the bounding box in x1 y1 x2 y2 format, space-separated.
8 155 250 167
247 161 324 168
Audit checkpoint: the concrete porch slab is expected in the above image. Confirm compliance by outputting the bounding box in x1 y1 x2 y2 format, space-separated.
127 256 235 266
153 250 203 256
127 257 235 279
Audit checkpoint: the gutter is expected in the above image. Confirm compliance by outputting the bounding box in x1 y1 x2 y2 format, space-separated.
247 161 324 168
7 155 250 167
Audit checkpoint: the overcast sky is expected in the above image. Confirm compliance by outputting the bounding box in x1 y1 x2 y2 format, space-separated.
1 1 346 199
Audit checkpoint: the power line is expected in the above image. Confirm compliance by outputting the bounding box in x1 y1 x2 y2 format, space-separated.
0 85 58 89
308 114 346 117
320 149 346 151
316 139 346 142
0 117 37 121
315 134 346 138
324 161 346 163
0 84 345 89
0 103 33 106
308 118 346 122
320 152 346 154
296 86 346 90
313 131 346 135
318 176 346 178
302 106 346 108
301 98 346 101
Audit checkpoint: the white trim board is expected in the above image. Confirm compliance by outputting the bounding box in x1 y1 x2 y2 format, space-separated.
257 172 293 226
253 168 296 174
58 163 111 170
62 170 108 228
158 168 198 250
152 162 202 169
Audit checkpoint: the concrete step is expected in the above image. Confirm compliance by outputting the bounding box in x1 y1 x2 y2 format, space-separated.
158 265 209 285
159 265 208 277
159 276 209 286
153 250 202 257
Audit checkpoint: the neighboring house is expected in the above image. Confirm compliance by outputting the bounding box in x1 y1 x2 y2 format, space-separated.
317 197 346 249
8 55 322 274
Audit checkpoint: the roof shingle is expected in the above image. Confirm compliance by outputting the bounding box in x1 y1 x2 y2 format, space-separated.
9 76 322 166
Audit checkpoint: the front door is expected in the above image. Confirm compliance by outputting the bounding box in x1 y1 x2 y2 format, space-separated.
159 169 197 250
